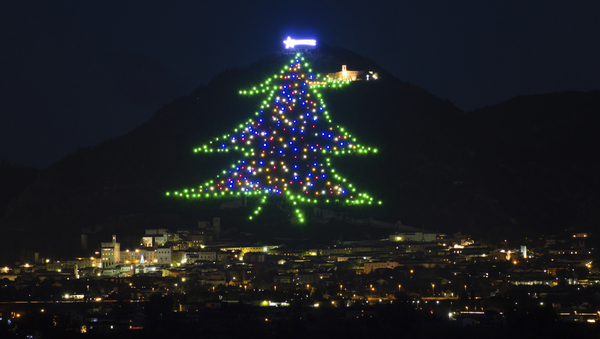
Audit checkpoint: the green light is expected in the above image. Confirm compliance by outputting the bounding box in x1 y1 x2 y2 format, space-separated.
168 51 382 216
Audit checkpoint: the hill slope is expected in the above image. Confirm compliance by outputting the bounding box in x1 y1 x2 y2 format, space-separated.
2 46 599 263
465 91 600 234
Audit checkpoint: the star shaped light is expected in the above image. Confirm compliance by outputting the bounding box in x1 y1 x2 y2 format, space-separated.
283 37 316 49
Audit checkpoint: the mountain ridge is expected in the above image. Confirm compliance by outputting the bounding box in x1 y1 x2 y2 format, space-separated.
1 46 599 264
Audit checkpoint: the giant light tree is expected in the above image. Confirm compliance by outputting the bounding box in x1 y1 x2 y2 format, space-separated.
167 39 380 222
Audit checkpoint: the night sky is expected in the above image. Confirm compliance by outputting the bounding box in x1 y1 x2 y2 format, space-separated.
2 1 599 168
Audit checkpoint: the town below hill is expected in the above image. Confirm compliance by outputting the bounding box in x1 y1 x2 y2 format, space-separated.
1 218 599 338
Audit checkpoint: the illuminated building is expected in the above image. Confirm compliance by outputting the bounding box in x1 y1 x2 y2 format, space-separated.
363 261 400 274
101 235 120 267
326 65 378 82
389 231 437 243
157 247 172 266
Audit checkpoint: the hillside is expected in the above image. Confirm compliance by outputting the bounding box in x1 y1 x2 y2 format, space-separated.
1 46 599 264
465 91 600 234
0 160 39 212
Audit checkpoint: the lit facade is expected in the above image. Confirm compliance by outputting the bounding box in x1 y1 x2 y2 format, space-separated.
157 247 172 265
101 235 120 267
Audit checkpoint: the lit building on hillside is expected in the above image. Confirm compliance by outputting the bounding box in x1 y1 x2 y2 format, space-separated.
389 231 437 243
363 261 400 274
120 248 157 264
157 247 172 265
327 65 378 82
101 235 120 267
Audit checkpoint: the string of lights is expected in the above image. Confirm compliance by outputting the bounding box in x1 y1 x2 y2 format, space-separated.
167 51 381 222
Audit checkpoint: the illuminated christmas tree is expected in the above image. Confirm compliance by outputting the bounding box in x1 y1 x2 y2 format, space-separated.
167 46 380 222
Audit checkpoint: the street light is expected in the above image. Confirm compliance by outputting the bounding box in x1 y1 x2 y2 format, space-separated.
431 283 435 296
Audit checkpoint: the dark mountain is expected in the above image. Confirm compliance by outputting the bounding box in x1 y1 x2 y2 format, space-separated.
0 160 40 212
1 45 599 264
465 91 600 235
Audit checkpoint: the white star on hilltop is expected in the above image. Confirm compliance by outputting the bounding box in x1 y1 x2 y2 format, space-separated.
283 37 316 49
